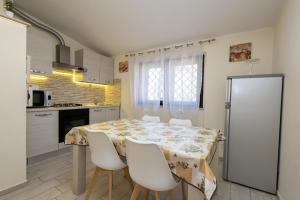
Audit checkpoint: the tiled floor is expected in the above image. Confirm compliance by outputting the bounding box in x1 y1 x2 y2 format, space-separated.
0 149 278 200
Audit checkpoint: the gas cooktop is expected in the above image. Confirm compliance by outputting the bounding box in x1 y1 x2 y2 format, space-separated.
52 103 83 107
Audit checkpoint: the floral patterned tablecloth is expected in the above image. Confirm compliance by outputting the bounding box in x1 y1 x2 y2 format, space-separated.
65 119 223 199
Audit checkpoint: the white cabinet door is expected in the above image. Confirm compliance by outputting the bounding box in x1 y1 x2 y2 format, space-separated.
75 49 100 83
27 111 58 158
106 107 120 121
99 55 114 84
89 108 106 124
27 27 53 76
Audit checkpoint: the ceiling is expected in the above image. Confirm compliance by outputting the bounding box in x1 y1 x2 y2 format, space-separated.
15 0 282 56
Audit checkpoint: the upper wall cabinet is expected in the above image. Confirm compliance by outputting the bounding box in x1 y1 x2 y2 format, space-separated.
75 49 114 84
99 55 114 84
27 27 53 76
75 49 100 83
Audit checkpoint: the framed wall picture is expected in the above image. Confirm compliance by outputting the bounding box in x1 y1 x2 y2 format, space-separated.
229 43 252 62
119 61 128 73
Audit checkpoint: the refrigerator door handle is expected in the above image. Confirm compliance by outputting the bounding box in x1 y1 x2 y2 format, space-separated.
225 102 231 109
223 79 232 179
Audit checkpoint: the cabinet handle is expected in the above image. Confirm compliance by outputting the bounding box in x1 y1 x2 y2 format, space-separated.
35 113 52 117
94 109 103 112
31 69 46 74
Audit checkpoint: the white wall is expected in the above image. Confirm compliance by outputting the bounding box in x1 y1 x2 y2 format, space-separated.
0 17 27 192
273 0 300 199
114 28 274 130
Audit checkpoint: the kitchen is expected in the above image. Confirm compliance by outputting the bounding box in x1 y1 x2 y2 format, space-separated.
25 15 121 159
1 1 300 200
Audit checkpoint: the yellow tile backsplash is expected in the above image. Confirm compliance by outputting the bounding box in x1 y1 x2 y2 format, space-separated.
29 72 121 105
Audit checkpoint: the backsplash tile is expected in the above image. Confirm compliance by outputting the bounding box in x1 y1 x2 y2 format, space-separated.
29 73 120 105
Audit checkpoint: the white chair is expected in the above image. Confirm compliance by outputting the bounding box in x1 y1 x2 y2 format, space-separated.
169 118 192 127
126 137 180 200
142 115 161 122
85 129 133 200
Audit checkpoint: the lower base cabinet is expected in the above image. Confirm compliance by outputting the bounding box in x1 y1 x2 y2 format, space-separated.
26 111 58 158
89 108 106 124
27 106 120 158
106 107 120 121
89 106 120 124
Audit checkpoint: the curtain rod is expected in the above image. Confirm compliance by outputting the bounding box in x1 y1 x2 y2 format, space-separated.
125 38 216 57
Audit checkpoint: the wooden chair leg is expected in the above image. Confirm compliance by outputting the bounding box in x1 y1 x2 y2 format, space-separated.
123 167 134 190
168 189 176 200
130 184 143 200
85 167 100 200
144 189 150 200
155 191 161 200
108 170 113 200
181 181 187 200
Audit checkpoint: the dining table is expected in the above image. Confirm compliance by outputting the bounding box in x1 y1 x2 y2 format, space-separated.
65 119 223 200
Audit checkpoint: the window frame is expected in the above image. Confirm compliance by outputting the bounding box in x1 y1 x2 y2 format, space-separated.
138 55 205 108
199 54 205 109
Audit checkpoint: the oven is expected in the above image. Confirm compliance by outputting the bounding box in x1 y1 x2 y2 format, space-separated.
59 109 89 143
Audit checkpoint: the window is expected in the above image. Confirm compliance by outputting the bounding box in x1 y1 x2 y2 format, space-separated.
173 64 199 102
137 55 204 108
146 67 163 101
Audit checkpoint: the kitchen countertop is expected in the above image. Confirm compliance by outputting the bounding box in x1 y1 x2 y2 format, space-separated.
26 104 120 112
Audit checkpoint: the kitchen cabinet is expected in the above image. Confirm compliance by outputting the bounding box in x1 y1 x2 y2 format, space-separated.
75 49 100 83
75 49 114 84
99 55 114 84
89 107 106 124
89 107 120 124
27 27 53 76
26 106 119 157
106 107 120 121
27 111 58 158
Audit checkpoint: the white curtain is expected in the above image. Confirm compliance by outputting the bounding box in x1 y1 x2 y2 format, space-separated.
130 51 164 118
164 46 203 118
130 46 204 120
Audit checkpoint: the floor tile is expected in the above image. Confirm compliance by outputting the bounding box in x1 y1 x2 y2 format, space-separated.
0 150 280 200
250 189 277 200
29 187 61 200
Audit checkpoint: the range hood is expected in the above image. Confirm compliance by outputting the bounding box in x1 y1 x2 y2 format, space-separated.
53 45 84 72
13 8 84 73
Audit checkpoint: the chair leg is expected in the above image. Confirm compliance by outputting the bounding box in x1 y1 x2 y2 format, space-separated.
85 167 100 200
181 181 187 200
144 189 149 200
168 189 176 200
108 170 113 200
155 191 161 200
130 184 143 200
123 167 134 190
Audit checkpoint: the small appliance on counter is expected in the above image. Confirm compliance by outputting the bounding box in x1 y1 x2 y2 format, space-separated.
27 85 53 107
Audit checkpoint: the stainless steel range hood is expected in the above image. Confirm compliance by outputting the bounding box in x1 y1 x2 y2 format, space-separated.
53 45 84 72
14 8 84 72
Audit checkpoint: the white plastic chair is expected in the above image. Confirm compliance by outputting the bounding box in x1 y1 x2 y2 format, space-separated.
85 129 133 200
142 115 161 122
126 137 180 200
169 118 192 127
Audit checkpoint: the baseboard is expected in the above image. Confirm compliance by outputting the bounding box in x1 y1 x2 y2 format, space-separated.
277 192 285 200
27 147 71 165
0 180 27 196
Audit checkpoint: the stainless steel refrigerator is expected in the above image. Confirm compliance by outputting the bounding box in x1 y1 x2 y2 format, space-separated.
223 74 283 194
